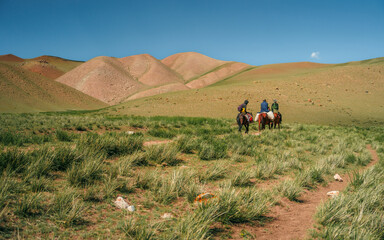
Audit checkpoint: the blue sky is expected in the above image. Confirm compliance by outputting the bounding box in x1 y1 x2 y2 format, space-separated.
0 0 383 65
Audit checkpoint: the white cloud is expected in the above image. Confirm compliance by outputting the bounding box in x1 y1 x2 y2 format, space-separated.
311 51 320 59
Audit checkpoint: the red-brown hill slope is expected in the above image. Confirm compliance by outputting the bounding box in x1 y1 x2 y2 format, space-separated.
57 56 145 104
161 52 228 81
56 54 189 104
0 54 83 80
0 54 24 62
119 54 183 86
0 62 107 113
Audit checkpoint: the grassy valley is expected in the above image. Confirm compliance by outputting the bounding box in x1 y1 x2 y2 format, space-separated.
111 57 384 125
0 112 383 239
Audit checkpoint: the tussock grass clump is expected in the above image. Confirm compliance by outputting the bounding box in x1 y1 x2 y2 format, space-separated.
198 162 228 182
175 135 198 154
197 138 227 160
253 161 283 180
135 170 158 190
0 148 30 173
295 167 325 189
120 152 149 167
214 185 271 223
15 193 44 217
23 153 54 180
52 190 86 227
356 150 372 166
276 180 302 201
78 133 143 157
82 185 104 202
230 170 253 187
28 177 53 192
55 130 73 142
135 169 202 204
145 144 180 166
345 152 357 164
147 128 177 139
231 153 247 162
0 130 52 146
170 204 221 239
67 157 103 187
50 146 85 171
120 217 160 240
151 169 195 204
102 176 124 199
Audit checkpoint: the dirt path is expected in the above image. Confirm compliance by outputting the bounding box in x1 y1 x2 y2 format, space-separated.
232 145 379 240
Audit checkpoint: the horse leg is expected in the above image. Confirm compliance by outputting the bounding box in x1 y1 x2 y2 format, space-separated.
245 123 249 134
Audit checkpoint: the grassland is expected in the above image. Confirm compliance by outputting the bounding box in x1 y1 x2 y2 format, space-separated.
112 58 384 125
0 112 382 239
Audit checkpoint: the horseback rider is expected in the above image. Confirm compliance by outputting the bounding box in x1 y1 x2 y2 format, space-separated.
271 99 282 123
271 99 279 113
260 99 269 113
238 100 249 124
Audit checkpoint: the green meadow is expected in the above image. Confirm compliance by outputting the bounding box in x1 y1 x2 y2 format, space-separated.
0 112 383 239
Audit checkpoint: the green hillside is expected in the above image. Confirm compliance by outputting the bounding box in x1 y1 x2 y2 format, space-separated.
107 58 384 125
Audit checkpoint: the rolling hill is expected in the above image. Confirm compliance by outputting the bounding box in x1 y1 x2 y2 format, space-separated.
0 60 107 113
1 52 383 125
0 54 83 80
56 52 252 104
108 57 384 125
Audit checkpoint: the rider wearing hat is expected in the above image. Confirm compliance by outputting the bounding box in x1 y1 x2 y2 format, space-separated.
271 99 282 122
238 100 249 125
271 99 279 113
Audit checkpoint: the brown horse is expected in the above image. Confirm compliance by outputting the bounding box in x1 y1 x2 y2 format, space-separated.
257 113 270 131
270 113 282 129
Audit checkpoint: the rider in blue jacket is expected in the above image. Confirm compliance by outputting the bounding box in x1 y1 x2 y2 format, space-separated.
260 99 269 112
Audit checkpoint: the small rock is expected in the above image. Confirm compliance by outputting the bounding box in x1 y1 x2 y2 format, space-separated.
334 174 343 182
126 131 135 135
114 197 135 212
327 191 339 198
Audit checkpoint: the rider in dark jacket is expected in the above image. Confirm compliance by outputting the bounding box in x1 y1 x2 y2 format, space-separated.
260 99 269 112
239 100 249 125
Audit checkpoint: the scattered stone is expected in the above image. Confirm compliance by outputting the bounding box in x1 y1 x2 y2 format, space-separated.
327 191 339 198
126 131 135 135
308 99 312 102
333 174 343 182
365 90 369 93
114 197 135 211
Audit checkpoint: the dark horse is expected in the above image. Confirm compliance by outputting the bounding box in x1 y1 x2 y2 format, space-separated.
237 112 253 134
